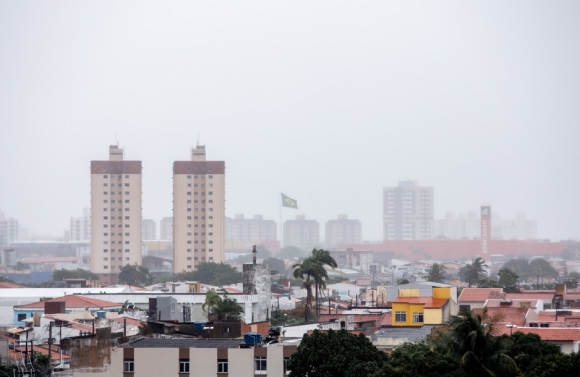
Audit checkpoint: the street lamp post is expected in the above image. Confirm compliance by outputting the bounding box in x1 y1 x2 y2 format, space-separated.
506 322 516 336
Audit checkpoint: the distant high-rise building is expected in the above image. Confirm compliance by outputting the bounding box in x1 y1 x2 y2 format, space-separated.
70 207 91 242
284 215 320 251
433 211 480 239
160 217 173 240
226 214 277 243
90 145 142 283
433 211 537 240
325 214 362 248
383 181 433 240
173 145 225 273
142 219 157 241
0 210 19 245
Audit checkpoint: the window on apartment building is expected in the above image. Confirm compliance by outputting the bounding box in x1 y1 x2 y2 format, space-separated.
187 265 191 269
208 167 213 171
125 183 129 186
125 208 129 211
208 175 212 178
187 241 192 244
179 359 189 373
103 224 108 228
395 312 406 322
103 257 108 261
125 249 129 252
187 232 191 236
125 224 129 228
103 175 108 178
412 313 424 323
104 249 108 253
194 249 198 252
187 167 192 171
194 257 198 261
209 257 213 261
255 356 267 374
187 257 191 261
124 359 134 372
104 241 108 244
125 174 129 178
103 233 108 236
217 359 228 373
187 192 191 196
187 175 191 178
125 216 129 220
125 200 129 203
208 199 213 203
125 233 129 236
209 191 213 195
187 208 192 212
187 183 191 187
104 208 108 212
187 200 191 204
187 216 192 220
103 191 108 195
208 216 213 220
125 241 129 244
284 357 291 375
104 183 108 186
104 266 108 269
209 241 213 244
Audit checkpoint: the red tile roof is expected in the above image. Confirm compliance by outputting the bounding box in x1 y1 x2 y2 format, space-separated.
379 313 392 326
505 292 555 300
393 297 448 309
563 293 580 300
485 299 538 308
0 282 24 288
458 288 503 302
496 327 580 341
472 307 527 326
14 295 121 309
112 317 143 327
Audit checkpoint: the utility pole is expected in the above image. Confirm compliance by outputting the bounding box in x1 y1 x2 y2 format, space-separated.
48 322 53 375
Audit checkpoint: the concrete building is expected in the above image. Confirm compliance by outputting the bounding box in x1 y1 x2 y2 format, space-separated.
492 212 537 240
173 145 225 273
62 338 297 377
0 210 19 246
160 217 173 240
433 211 537 240
330 249 373 274
325 215 362 248
70 207 91 242
142 219 157 241
283 215 319 251
226 214 277 243
90 145 142 283
383 181 433 240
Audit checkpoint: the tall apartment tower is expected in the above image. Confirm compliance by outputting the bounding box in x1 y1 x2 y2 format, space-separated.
160 217 173 240
383 181 433 240
325 214 362 248
173 145 225 273
70 207 91 242
225 214 277 242
142 219 157 241
283 215 320 251
90 145 142 283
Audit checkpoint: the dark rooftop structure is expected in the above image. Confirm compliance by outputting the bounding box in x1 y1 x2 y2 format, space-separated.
124 338 244 349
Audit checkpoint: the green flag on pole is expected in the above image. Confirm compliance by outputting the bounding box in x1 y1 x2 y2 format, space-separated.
281 193 298 209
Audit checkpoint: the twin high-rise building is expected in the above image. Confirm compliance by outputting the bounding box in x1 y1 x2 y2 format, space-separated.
172 145 225 273
383 181 434 240
90 145 143 283
90 145 225 282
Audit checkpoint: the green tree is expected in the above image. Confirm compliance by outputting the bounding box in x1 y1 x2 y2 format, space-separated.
426 263 447 283
375 343 467 377
503 258 531 279
568 271 580 280
176 262 242 286
446 309 518 376
498 268 519 291
463 257 488 287
202 290 222 317
214 295 243 320
117 264 153 287
287 329 387 377
278 246 306 259
13 261 31 271
529 258 558 279
53 268 100 281
264 257 286 275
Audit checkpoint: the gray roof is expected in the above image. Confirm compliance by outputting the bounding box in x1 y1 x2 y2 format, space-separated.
372 325 435 343
124 338 244 349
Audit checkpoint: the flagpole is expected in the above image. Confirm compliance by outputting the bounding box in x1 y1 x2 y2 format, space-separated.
279 193 283 250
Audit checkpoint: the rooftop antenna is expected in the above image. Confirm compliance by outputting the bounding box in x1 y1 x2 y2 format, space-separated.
196 132 200 147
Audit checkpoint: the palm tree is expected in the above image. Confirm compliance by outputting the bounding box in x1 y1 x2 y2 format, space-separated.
426 263 447 283
292 249 337 321
310 249 337 317
447 309 518 376
464 257 488 287
202 290 221 318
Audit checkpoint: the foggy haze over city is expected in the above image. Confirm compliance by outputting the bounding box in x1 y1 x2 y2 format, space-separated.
1 1 579 242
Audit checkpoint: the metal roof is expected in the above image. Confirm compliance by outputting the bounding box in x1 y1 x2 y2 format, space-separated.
124 338 244 349
372 325 436 343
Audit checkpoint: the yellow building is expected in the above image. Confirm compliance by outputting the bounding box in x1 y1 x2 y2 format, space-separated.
391 285 452 326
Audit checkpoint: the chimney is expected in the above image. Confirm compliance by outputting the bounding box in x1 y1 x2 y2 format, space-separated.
253 245 257 265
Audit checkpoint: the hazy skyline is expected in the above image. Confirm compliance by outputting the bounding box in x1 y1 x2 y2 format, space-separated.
1 1 579 242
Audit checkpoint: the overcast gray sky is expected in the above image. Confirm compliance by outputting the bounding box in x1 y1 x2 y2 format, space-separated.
1 1 579 242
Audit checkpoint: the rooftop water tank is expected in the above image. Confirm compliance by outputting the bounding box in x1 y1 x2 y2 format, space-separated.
96 311 106 318
194 321 206 331
244 332 262 345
